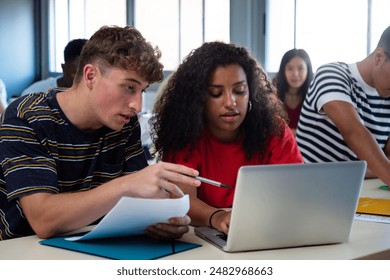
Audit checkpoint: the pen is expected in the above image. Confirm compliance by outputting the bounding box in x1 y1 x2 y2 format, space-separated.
193 176 232 189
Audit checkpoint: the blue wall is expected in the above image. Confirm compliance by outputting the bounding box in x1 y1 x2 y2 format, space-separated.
0 0 37 101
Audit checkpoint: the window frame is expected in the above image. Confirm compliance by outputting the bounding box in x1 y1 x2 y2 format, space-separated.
41 0 238 75
39 0 386 78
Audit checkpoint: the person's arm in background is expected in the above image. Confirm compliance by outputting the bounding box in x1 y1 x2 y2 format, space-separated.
323 100 390 184
384 137 390 161
366 135 390 179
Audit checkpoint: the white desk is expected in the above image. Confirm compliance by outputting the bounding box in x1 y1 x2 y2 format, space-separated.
0 179 389 260
360 178 390 199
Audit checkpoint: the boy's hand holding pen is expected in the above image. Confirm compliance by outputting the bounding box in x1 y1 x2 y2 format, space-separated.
188 175 231 189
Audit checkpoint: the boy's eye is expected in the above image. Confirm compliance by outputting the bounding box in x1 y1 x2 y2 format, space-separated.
124 85 138 94
123 85 147 94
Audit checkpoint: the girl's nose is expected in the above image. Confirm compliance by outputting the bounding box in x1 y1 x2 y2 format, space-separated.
225 92 237 107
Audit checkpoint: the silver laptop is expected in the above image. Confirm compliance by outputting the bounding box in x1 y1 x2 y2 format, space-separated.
195 161 366 252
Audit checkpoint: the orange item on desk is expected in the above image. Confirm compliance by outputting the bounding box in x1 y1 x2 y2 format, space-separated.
357 197 390 216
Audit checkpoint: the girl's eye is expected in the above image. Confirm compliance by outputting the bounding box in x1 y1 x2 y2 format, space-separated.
233 85 247 94
208 90 223 98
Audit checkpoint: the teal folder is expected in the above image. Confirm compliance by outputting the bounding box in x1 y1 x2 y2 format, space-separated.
40 234 201 260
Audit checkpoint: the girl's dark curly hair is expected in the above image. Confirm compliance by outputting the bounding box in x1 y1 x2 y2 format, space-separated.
150 41 287 161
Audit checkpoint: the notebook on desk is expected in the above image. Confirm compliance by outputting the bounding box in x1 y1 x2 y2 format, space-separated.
195 161 367 252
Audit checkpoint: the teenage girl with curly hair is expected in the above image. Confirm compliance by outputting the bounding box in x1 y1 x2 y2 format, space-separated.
151 42 303 235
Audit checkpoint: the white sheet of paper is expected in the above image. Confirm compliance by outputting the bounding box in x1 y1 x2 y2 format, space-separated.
66 195 189 241
355 213 390 224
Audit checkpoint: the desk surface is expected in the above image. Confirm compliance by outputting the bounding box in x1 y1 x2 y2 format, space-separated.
1 179 389 260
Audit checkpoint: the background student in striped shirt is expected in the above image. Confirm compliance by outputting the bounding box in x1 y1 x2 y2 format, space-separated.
296 25 390 187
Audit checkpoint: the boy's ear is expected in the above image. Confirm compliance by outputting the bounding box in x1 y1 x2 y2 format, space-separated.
374 48 388 63
83 64 97 89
